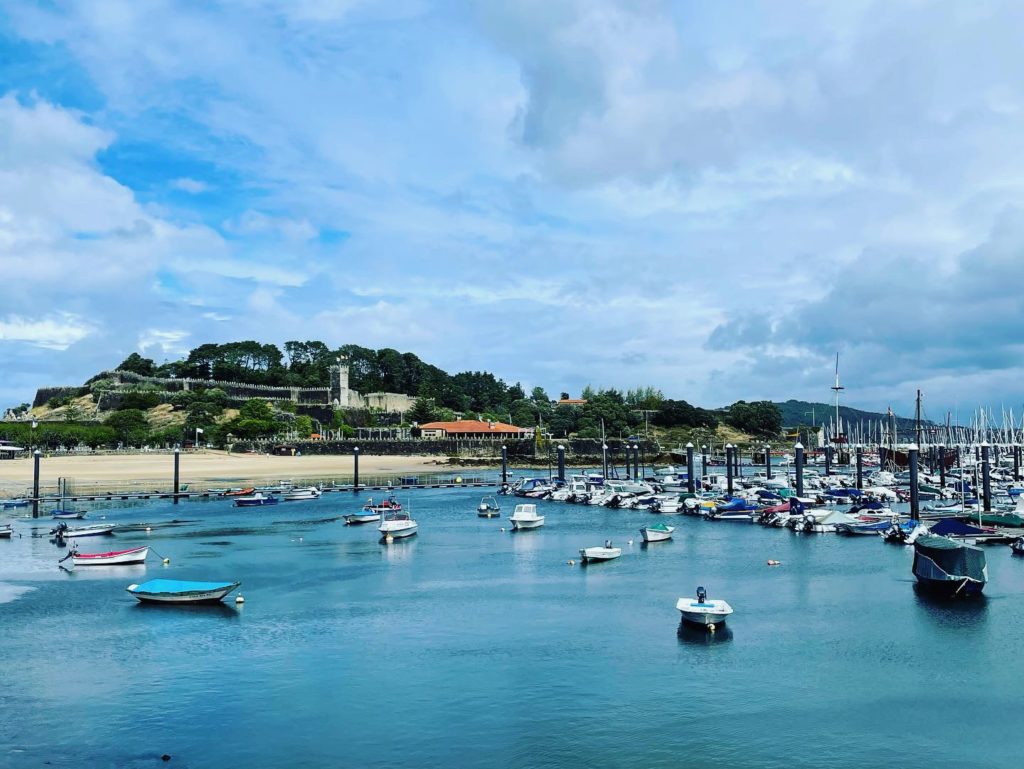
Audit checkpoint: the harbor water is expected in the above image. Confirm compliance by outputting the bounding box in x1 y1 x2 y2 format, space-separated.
2 487 1023 768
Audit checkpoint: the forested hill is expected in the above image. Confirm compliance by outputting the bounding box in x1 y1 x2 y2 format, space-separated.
774 400 927 429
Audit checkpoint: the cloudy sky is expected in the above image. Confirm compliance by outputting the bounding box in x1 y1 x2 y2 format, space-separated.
1 0 1023 417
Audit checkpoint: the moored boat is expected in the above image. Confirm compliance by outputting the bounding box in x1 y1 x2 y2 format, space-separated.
233 493 279 507
676 586 733 629
127 579 241 604
0 523 13 539
282 486 321 501
579 541 622 563
640 523 675 542
51 522 115 538
222 487 256 497
52 509 87 520
68 545 149 566
344 510 381 524
912 533 987 597
378 510 418 540
509 503 544 530
477 495 501 517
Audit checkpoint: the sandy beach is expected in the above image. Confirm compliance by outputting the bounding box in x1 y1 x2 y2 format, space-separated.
0 451 452 496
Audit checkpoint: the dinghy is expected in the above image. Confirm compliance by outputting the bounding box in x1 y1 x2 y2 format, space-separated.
477 496 501 517
51 523 115 538
67 545 149 566
676 586 733 629
640 523 675 542
127 579 241 604
344 510 381 525
579 541 622 563
509 503 544 530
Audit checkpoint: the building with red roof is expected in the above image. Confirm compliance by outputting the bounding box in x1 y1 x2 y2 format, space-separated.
418 420 533 439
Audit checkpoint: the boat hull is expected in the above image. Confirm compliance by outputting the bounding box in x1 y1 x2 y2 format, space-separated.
510 518 544 530
379 523 418 539
640 527 674 542
73 546 149 566
127 580 240 604
676 597 733 627
579 547 622 562
344 513 380 524
56 525 115 538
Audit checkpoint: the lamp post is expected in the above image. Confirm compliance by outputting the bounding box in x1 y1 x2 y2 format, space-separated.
795 442 805 497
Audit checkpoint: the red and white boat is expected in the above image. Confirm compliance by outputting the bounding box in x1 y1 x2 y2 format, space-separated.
70 545 149 566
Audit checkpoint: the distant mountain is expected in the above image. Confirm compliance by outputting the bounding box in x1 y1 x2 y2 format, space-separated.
773 400 926 430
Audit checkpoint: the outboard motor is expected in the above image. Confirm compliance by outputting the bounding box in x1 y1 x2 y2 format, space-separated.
802 514 816 532
696 586 707 604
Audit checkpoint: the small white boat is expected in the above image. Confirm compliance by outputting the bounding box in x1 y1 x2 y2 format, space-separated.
282 486 321 501
51 523 115 538
51 510 87 520
509 503 545 530
69 545 149 566
640 523 675 542
477 495 501 518
344 511 381 525
677 586 733 629
127 579 240 604
378 511 418 540
0 523 13 539
579 542 622 563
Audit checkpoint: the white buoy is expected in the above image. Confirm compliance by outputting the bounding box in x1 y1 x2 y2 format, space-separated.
145 527 152 532
627 539 634 546
500 527 505 532
385 533 394 544
708 623 716 632
162 557 170 564
235 595 245 604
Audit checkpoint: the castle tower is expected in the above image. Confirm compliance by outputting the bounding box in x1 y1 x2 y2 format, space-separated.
329 356 351 407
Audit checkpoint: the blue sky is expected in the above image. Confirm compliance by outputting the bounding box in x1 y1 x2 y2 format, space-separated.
2 1 1024 417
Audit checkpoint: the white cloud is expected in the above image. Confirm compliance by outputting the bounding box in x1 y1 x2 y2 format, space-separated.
138 329 190 357
0 312 96 350
170 177 210 193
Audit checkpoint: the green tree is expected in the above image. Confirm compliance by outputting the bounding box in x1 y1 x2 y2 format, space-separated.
407 397 437 424
725 401 782 437
294 415 314 437
118 352 156 376
105 409 151 445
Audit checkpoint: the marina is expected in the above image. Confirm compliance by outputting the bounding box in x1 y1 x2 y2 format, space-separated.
3 475 1024 767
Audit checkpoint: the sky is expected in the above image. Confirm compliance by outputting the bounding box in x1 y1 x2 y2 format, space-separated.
2 0 1024 418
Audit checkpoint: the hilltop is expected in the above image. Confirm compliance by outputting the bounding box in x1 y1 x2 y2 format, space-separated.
773 399 926 430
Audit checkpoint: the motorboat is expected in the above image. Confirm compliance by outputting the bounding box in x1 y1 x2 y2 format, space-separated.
477 496 501 518
233 493 279 507
378 510 418 540
640 523 675 542
912 533 987 597
127 579 241 604
363 496 403 514
677 586 733 629
66 545 149 566
706 497 759 521
509 503 545 530
344 510 381 524
579 541 622 563
52 509 87 519
282 486 321 501
51 522 115 538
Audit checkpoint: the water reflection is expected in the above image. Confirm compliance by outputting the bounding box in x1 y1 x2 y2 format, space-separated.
677 621 734 645
130 601 241 619
912 583 989 629
380 537 418 561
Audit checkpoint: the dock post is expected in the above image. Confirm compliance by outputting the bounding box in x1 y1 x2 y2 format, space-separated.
735 446 741 478
856 445 863 489
686 443 695 493
981 442 992 512
909 444 920 521
795 442 804 497
632 444 639 479
353 446 360 492
501 445 508 487
700 445 707 484
765 444 772 480
601 443 608 479
173 448 180 505
1014 445 1021 482
557 444 565 482
726 444 734 495
32 449 41 518
624 443 631 479
824 445 832 476
938 445 946 488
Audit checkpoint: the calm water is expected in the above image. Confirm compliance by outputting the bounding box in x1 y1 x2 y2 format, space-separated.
3 488 1023 769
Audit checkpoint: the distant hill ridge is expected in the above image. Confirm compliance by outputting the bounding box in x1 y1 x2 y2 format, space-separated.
773 399 928 429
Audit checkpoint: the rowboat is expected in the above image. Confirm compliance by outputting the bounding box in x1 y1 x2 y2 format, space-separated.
52 510 87 520
282 486 321 501
677 586 733 629
579 542 622 563
233 493 278 507
640 523 675 542
51 523 115 538
127 579 241 604
68 545 149 566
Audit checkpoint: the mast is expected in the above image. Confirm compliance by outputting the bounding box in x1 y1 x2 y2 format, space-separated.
915 390 922 450
831 352 844 449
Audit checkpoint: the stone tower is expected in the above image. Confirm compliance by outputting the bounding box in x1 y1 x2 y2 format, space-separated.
329 356 351 407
